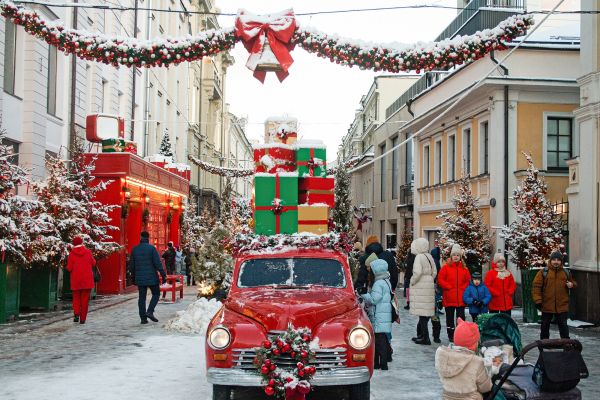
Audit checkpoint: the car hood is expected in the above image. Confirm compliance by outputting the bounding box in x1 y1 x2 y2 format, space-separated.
225 288 357 332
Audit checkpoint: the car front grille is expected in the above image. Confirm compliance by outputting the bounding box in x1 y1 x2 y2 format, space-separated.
232 347 347 371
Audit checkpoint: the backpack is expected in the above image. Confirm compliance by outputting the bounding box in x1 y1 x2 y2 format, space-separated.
385 280 400 324
532 347 588 392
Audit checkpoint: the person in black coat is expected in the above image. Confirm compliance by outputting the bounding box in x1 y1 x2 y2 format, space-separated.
130 231 167 324
430 239 441 272
357 235 399 292
162 241 176 274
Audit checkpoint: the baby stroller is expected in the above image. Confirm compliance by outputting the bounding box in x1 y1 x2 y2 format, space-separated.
477 314 588 400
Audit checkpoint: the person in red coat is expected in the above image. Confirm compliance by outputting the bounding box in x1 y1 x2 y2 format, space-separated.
437 244 471 342
66 236 96 324
484 252 516 316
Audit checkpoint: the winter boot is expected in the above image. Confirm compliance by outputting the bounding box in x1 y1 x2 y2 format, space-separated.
146 313 159 323
141 317 148 324
404 301 410 310
414 337 431 345
432 318 442 343
73 315 79 323
447 327 454 343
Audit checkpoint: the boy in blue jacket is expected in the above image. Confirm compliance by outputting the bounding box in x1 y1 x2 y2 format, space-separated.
463 272 491 322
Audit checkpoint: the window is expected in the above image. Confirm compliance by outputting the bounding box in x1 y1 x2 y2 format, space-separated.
405 136 413 184
380 143 386 201
546 117 572 170
47 46 58 116
238 258 346 288
434 140 442 184
4 20 17 95
463 128 471 176
480 122 489 174
448 134 456 181
392 137 398 199
423 145 430 186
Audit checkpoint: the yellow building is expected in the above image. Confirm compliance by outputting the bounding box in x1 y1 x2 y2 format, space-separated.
398 43 581 268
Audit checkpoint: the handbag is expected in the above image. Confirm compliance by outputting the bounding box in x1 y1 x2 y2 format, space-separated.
532 348 588 392
386 280 400 324
93 266 102 283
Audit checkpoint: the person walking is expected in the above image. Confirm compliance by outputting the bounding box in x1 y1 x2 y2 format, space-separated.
484 252 516 316
361 259 393 370
431 239 443 342
435 318 492 400
359 235 399 291
66 236 96 324
438 244 471 342
162 241 176 275
463 272 491 322
403 248 416 310
532 251 577 340
184 248 194 286
409 238 437 345
431 239 442 271
131 231 168 324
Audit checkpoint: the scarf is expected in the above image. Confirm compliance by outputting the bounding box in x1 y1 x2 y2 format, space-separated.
495 267 511 280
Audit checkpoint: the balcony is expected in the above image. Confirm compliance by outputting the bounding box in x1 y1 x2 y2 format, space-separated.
435 0 526 41
397 184 414 211
385 71 449 119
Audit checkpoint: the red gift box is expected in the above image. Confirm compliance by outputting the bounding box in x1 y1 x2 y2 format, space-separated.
298 177 334 191
299 192 334 207
253 144 296 173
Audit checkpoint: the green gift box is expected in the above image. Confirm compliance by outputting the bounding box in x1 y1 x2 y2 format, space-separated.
254 173 299 235
296 144 327 177
102 138 125 153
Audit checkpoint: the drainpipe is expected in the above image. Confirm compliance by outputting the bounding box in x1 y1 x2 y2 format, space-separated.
68 0 79 153
143 0 153 157
130 0 139 141
490 50 510 229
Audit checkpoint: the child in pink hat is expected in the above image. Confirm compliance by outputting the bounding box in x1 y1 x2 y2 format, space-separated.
435 318 492 399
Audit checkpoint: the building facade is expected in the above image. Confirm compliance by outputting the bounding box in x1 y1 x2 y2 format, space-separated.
567 0 600 323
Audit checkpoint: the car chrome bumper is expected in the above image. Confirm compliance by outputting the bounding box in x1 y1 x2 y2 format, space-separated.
206 367 370 387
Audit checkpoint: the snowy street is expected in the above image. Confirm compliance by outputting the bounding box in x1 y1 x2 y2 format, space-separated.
0 287 598 400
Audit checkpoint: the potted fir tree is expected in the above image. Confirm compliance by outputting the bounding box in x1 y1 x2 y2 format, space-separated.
501 153 562 322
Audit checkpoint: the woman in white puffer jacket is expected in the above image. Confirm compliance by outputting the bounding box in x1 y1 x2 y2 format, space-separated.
409 237 437 345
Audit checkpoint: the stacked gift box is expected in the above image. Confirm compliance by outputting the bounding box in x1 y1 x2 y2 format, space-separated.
101 138 138 155
252 140 334 236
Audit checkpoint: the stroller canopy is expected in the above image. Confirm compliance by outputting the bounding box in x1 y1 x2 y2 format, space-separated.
477 313 522 356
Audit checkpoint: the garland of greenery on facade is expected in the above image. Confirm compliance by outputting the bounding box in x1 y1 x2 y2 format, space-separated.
1 0 534 75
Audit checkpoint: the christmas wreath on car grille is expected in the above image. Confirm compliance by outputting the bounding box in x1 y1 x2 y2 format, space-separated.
254 327 316 400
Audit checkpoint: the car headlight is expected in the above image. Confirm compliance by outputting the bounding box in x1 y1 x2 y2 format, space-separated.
208 327 231 350
348 326 371 350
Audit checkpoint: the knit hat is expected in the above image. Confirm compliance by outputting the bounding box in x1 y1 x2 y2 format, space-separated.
365 252 378 268
471 272 482 280
366 235 379 247
493 252 506 264
549 251 563 262
72 236 83 246
353 242 363 251
454 318 480 350
450 244 463 257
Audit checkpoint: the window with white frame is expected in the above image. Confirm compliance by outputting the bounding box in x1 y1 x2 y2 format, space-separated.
47 45 58 116
479 121 489 174
546 117 572 170
462 127 471 176
448 134 456 181
434 139 442 184
4 20 18 95
423 145 430 187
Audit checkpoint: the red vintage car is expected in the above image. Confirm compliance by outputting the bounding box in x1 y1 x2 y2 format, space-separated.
205 248 374 400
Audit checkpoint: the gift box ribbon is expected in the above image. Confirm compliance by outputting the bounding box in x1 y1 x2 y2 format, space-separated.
254 174 297 234
276 130 297 144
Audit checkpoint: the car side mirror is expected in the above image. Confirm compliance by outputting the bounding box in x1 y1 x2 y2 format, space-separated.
214 288 228 301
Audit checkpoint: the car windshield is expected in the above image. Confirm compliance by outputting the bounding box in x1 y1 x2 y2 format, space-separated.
237 258 346 288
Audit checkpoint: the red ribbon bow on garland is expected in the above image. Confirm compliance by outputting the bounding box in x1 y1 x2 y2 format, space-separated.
235 9 296 83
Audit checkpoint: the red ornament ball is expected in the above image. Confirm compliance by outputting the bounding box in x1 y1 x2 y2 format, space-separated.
264 386 275 396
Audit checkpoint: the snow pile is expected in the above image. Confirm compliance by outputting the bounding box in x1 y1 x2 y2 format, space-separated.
164 298 222 334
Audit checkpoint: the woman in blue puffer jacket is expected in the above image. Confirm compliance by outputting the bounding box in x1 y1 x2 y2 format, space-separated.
361 258 392 370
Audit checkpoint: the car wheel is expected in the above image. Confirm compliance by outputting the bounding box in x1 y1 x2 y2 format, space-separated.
212 385 231 400
348 381 370 400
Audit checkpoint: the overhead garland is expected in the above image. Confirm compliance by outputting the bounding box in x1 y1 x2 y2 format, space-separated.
0 1 534 79
188 155 254 178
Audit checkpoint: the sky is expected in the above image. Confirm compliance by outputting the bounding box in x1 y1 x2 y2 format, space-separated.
216 0 580 163
216 0 459 162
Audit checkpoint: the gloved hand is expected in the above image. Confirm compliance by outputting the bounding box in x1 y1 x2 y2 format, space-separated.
535 303 542 311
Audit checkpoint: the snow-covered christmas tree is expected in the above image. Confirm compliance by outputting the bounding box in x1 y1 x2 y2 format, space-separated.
192 217 232 291
437 174 492 270
159 131 173 158
180 198 205 252
501 153 562 269
333 164 353 231
396 231 413 271
0 130 32 264
31 137 120 265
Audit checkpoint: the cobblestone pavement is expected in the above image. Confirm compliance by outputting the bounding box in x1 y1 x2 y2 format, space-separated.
0 288 597 400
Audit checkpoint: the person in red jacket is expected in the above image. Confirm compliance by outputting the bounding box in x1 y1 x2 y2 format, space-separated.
484 252 516 316
66 236 96 324
437 244 471 342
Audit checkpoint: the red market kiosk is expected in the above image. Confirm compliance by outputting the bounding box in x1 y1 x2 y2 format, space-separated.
85 152 189 295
